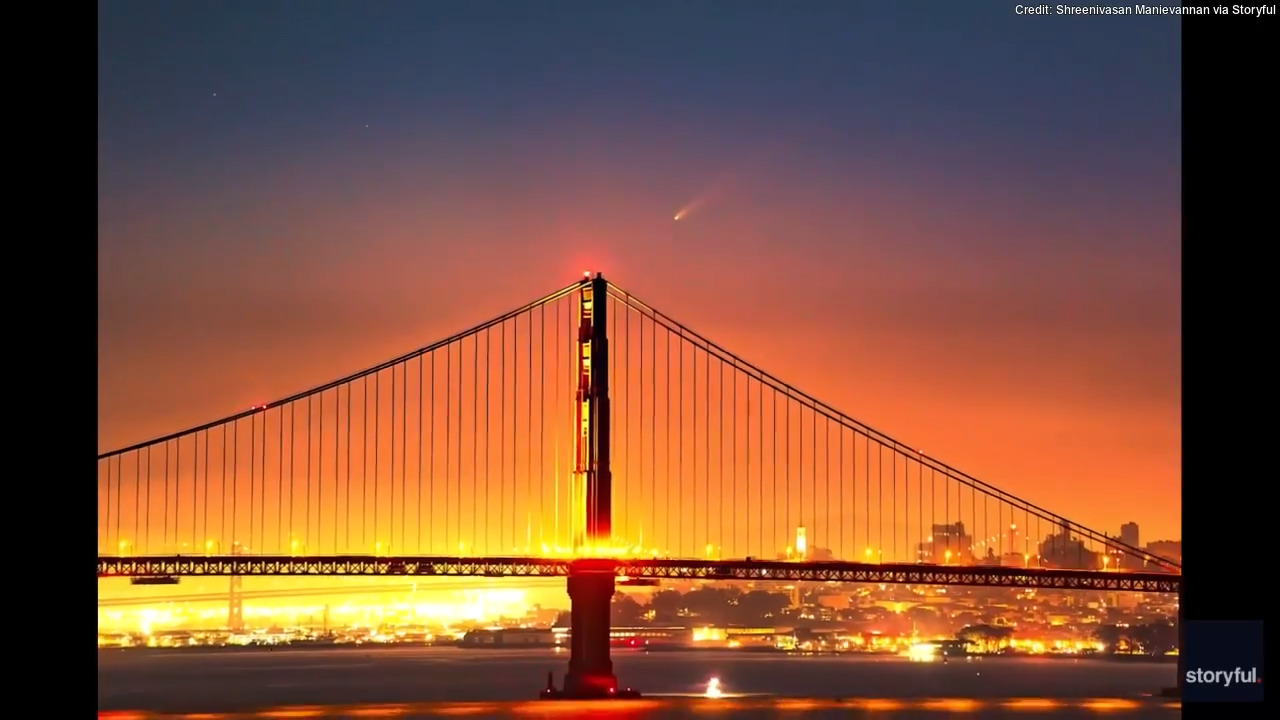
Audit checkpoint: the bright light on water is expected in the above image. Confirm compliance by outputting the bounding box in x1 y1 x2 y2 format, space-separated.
705 676 723 699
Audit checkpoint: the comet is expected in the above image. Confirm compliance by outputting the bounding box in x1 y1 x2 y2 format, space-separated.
672 195 709 222
671 174 736 223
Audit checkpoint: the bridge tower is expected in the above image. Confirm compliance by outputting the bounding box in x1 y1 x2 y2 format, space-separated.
559 272 623 699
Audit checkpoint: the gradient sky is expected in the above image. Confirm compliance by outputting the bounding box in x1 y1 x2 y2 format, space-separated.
98 1 1181 543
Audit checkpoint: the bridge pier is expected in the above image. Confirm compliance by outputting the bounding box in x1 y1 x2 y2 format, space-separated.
561 562 618 697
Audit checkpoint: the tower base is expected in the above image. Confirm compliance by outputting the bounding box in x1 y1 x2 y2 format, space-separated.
538 561 641 700
539 671 642 700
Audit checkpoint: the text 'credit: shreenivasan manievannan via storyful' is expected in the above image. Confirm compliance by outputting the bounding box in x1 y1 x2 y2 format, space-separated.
1014 4 1276 15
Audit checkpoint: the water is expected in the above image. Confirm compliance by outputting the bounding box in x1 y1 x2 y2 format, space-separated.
98 646 1180 718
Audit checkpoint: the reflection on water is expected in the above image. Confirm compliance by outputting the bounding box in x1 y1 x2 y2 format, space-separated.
99 647 1180 718
100 697 1181 719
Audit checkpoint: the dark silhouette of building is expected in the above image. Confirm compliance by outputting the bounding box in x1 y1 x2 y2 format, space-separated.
1120 522 1139 548
918 522 973 563
1039 524 1099 570
1145 540 1181 566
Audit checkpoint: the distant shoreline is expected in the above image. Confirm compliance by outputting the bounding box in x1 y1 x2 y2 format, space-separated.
97 643 1176 663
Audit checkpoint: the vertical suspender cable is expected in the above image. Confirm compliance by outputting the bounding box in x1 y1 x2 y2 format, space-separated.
484 328 491 553
864 435 870 556
718 358 723 551
231 422 238 547
756 379 763 555
346 384 352 553
799 402 804 545
650 315 656 552
508 316 516 550
417 356 423 554
176 438 183 550
838 419 843 557
306 396 313 552
824 417 829 553
539 305 545 551
355 379 363 550
742 376 747 556
116 455 124 551
731 363 737 554
428 353 435 552
163 441 170 550
665 326 672 552
446 345 453 551
553 307 561 548
247 418 253 551
277 407 284 552
203 433 209 551
771 388 776 558
677 329 683 555
260 408 267 550
402 361 408 554
390 366 397 551
498 321 505 551
784 390 789 547
317 393 324 553
473 335 479 550
621 298 628 545
527 308 533 550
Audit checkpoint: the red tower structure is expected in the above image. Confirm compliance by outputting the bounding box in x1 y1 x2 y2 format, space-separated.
574 273 612 545
547 272 636 699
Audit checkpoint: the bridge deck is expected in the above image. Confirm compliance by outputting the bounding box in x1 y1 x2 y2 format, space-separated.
97 555 1180 593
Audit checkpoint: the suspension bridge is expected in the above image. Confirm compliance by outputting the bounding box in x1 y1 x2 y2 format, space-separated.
97 273 1180 698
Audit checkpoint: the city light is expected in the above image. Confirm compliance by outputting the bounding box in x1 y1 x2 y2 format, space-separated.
907 642 939 662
